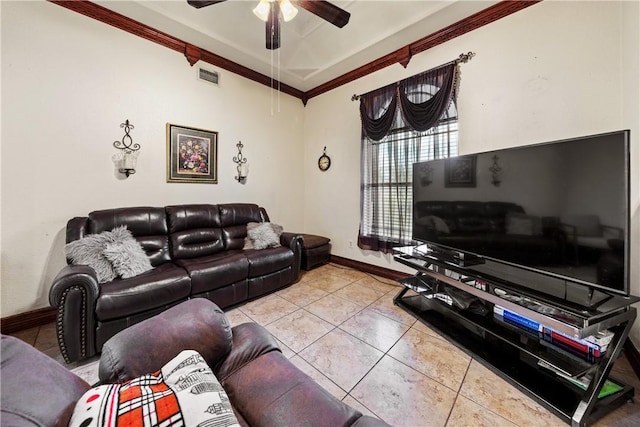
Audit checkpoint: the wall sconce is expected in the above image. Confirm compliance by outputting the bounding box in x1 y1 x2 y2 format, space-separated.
112 119 140 178
233 141 248 182
489 155 502 186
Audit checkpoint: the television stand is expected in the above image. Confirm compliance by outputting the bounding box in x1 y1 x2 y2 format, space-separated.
393 246 639 427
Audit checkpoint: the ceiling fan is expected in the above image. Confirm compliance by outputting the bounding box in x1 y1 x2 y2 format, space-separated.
187 0 351 50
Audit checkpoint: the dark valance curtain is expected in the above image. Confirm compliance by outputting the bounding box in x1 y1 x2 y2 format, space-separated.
359 83 397 142
360 63 458 141
399 63 457 132
358 62 460 253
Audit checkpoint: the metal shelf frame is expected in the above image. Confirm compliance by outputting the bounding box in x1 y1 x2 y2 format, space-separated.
393 250 637 427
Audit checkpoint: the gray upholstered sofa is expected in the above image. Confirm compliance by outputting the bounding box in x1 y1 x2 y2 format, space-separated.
49 203 302 363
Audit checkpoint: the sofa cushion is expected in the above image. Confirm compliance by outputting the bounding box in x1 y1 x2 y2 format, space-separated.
223 224 251 250
218 204 264 250
95 263 191 321
245 246 294 277
219 203 263 227
166 205 227 259
89 207 168 235
87 207 171 267
170 227 225 259
175 252 249 294
165 204 221 233
72 350 239 427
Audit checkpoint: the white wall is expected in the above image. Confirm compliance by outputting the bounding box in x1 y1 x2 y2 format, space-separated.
303 1 640 343
0 0 305 316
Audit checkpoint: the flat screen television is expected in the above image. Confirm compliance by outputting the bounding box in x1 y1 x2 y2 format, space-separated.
412 130 630 297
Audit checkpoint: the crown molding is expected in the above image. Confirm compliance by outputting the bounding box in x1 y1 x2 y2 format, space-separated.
305 1 541 101
48 1 540 104
48 1 305 100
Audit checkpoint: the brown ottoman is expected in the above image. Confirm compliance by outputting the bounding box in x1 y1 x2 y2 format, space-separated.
299 234 331 270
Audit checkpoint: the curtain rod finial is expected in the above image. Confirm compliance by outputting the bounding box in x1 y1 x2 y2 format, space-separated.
351 94 360 101
458 52 475 63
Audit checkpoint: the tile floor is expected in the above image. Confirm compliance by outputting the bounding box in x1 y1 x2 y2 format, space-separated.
10 263 640 426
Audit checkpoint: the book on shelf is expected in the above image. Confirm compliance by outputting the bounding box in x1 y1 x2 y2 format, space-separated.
493 305 608 362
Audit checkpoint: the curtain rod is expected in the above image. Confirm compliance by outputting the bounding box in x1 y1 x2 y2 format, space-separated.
350 51 475 102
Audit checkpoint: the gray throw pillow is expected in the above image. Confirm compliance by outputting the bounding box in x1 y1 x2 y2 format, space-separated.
246 222 283 250
103 237 153 279
65 226 153 283
64 227 127 283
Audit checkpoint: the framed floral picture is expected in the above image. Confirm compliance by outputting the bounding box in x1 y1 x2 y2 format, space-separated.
445 155 477 187
167 124 218 183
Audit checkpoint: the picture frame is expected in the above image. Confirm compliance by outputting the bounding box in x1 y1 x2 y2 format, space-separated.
445 155 477 187
167 123 218 184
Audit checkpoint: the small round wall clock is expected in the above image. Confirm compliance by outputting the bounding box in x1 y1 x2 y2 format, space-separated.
318 147 331 171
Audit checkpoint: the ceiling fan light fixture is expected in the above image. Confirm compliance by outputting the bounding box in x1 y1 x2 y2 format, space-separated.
280 0 298 22
252 0 271 22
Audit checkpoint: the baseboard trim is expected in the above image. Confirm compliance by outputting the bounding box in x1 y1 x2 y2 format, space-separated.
330 255 412 281
3 261 640 382
1 307 56 335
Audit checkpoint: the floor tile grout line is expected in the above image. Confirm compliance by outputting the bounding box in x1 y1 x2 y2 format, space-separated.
16 265 638 426
268 277 400 420
339 325 417 425
268 306 339 355
246 271 432 417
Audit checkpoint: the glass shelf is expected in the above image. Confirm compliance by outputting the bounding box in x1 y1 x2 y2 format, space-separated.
393 247 638 426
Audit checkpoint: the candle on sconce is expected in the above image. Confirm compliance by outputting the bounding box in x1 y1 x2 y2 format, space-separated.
123 153 135 170
239 163 249 178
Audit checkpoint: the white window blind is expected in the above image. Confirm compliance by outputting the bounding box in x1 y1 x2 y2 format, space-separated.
362 119 458 244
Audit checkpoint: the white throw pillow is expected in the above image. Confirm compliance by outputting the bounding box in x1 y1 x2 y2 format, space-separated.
69 350 239 427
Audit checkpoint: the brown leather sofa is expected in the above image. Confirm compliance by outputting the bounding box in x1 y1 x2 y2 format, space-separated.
1 299 389 427
49 203 302 364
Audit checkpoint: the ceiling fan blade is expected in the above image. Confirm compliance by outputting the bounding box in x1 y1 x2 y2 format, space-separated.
293 0 350 28
266 1 281 50
187 1 227 9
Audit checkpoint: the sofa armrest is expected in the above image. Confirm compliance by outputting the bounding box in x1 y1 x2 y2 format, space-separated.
280 231 302 248
221 348 381 427
98 298 232 384
215 322 281 382
1 335 91 427
280 232 303 280
48 265 100 363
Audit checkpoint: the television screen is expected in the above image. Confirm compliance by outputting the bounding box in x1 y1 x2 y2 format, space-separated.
412 130 630 296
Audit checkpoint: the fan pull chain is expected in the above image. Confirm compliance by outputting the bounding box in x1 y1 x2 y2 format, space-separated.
277 26 281 113
270 30 274 116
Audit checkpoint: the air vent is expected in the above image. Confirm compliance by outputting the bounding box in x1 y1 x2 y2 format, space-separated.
198 68 219 86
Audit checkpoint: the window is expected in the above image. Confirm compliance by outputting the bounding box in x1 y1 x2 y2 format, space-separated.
361 117 458 249
357 61 461 253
